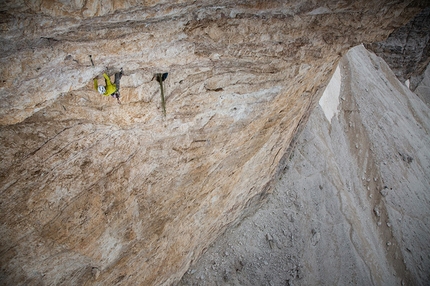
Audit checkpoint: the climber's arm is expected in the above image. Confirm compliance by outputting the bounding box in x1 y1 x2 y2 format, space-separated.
93 78 98 91
103 73 113 86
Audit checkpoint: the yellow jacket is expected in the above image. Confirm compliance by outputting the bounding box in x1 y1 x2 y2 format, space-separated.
94 73 117 96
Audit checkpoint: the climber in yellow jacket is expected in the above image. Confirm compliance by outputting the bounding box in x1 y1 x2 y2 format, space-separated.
94 68 123 104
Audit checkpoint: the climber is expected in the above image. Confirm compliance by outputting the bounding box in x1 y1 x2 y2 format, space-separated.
94 68 123 104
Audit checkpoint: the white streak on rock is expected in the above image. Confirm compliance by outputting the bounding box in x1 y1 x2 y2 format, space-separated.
319 65 341 123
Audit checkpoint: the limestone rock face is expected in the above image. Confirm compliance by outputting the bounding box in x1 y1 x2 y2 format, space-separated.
0 1 426 285
179 45 430 286
415 63 430 105
367 7 430 91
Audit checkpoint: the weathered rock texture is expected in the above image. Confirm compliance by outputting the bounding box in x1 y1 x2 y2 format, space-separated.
415 63 430 105
0 1 426 285
179 45 430 286
367 7 430 91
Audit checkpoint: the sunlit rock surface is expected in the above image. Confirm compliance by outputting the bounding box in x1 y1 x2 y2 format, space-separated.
179 45 430 286
0 1 426 285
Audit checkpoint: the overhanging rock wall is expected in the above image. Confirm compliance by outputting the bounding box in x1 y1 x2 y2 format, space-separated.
0 1 426 285
179 45 430 286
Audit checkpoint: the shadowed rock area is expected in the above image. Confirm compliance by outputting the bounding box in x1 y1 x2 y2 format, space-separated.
367 7 430 91
0 1 428 285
